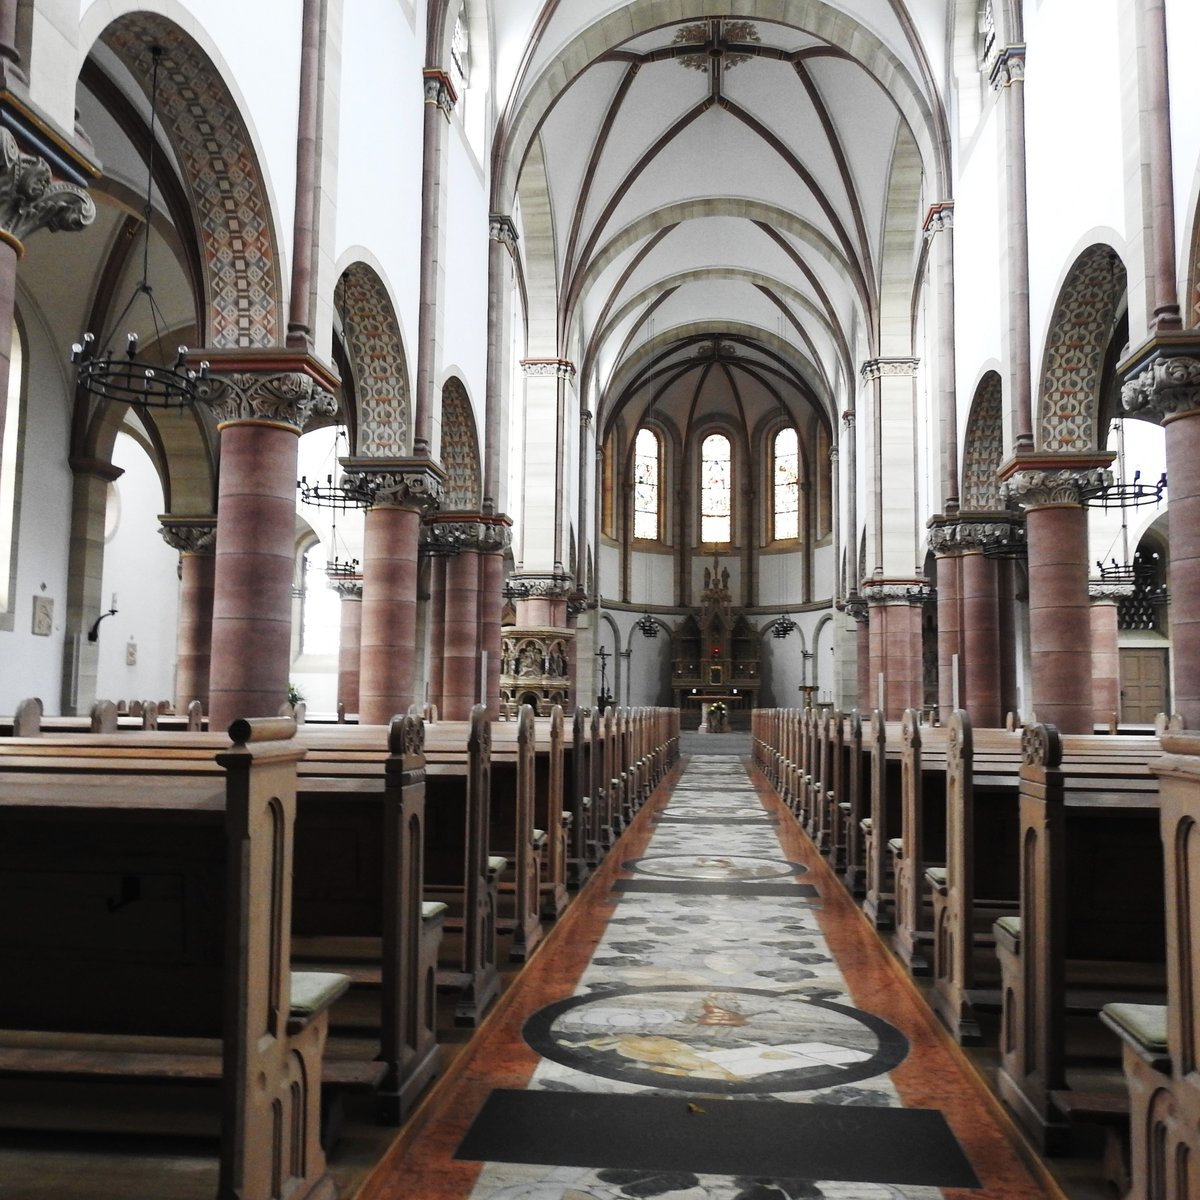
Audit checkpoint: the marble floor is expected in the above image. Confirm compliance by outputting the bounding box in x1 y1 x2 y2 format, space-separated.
361 755 1064 1200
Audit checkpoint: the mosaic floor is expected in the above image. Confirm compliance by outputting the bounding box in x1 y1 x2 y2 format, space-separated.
363 754 1058 1200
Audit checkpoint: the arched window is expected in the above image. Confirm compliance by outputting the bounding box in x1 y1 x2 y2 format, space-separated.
700 433 731 544
0 325 23 627
633 427 660 540
772 426 800 540
449 9 469 95
299 540 341 657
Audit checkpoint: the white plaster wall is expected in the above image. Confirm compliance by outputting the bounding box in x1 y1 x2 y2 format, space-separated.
0 309 74 715
1167 0 1200 307
335 0 425 360
755 550 805 608
95 432 181 705
628 546 673 607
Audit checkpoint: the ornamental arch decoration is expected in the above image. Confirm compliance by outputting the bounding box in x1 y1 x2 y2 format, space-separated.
440 376 482 510
98 13 282 349
961 370 1004 510
1036 244 1127 453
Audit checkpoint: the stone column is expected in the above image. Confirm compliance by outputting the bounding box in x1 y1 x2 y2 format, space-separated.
862 582 926 720
845 600 870 712
480 548 507 718
425 551 448 713
929 520 963 723
198 355 338 731
345 459 444 726
334 578 362 716
1000 460 1113 733
1123 344 1200 724
1089 582 1130 729
990 45 1034 450
159 517 217 715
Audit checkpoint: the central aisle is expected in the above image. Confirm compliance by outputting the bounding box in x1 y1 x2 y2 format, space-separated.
363 754 1061 1200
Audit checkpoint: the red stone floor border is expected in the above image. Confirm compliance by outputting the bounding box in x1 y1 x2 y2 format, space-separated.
359 753 1066 1200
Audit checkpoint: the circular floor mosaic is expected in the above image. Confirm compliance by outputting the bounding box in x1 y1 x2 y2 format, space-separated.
524 985 908 1094
623 854 805 881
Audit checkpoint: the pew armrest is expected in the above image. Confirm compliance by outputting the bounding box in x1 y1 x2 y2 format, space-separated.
531 828 548 850
287 971 351 1034
422 901 449 923
925 866 948 893
1101 1002 1171 1073
993 915 1021 952
486 855 508 877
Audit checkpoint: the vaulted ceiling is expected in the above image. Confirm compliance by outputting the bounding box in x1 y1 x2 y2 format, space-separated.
491 2 952 450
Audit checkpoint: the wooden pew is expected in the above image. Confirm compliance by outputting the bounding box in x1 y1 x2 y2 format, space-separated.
0 717 345 1200
566 707 593 888
861 710 900 929
994 722 1165 1152
1102 728 1200 1200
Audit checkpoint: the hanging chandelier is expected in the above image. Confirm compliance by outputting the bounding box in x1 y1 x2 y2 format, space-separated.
635 612 658 637
772 613 797 639
70 47 206 408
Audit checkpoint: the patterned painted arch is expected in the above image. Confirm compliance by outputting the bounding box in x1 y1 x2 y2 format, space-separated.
440 376 481 509
101 14 281 348
961 371 1004 510
1189 195 1200 328
1037 244 1126 453
336 263 411 458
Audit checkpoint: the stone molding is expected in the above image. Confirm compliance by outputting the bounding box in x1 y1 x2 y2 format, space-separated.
922 201 954 239
521 358 577 381
158 516 217 554
508 571 576 599
421 512 513 555
342 456 445 512
489 213 519 255
989 44 1025 90
1122 345 1200 423
1089 580 1135 602
0 127 95 248
998 465 1111 509
423 68 457 117
198 368 337 431
333 579 364 601
860 357 919 382
841 409 855 427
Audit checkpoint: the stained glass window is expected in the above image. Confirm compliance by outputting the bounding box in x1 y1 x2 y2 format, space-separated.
450 10 470 94
701 433 731 544
633 427 659 540
773 426 800 540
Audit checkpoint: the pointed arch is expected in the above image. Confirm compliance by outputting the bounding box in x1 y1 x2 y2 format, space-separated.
961 370 1004 510
440 376 482 510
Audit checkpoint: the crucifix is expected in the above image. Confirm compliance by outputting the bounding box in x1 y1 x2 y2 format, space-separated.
595 646 613 714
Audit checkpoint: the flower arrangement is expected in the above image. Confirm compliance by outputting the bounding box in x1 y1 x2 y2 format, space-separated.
706 701 728 732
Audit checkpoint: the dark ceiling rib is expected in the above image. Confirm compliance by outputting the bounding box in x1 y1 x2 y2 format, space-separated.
753 220 855 381
80 57 206 340
753 283 835 400
579 224 677 382
683 355 717 451
606 287 677 387
569 99 712 299
718 360 753 463
558 62 643 342
792 62 876 298
720 98 874 329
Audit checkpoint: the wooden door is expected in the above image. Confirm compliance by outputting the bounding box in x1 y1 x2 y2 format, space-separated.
1120 647 1169 722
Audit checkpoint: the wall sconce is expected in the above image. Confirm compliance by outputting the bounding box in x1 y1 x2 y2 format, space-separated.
88 593 119 642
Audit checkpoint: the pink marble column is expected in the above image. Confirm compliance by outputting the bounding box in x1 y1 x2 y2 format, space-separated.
1089 592 1123 729
427 554 447 713
480 552 504 719
855 610 871 712
934 551 962 722
335 580 363 716
442 548 481 720
865 586 925 720
208 422 301 730
1025 503 1093 733
159 519 217 716
360 504 421 725
1164 408 1200 727
961 551 1003 728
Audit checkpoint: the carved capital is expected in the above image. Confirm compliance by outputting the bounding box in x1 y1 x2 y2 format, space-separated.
509 571 576 599
928 511 1023 556
422 513 513 555
860 357 919 382
922 201 954 240
1122 349 1200 423
198 369 336 431
489 213 519 255
841 408 855 427
423 69 457 117
333 578 364 601
158 516 217 554
999 466 1110 509
990 44 1026 90
841 595 869 623
1089 580 1135 602
861 579 931 606
521 358 577 381
0 128 95 248
343 457 445 512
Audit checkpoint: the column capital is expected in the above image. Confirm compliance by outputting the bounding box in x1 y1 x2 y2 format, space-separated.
927 510 1023 556
840 595 869 624
521 357 577 381
997 453 1113 509
196 349 339 431
489 213 519 255
860 357 918 382
507 571 576 599
861 578 931 606
922 201 954 239
423 68 457 118
332 578 363 601
422 512 513 555
841 408 855 427
989 44 1026 91
1120 333 1200 423
1089 580 1135 602
0 127 95 252
342 456 446 512
158 515 217 554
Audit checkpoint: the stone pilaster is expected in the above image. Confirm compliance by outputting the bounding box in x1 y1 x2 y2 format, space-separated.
861 357 919 578
198 351 338 730
159 516 217 715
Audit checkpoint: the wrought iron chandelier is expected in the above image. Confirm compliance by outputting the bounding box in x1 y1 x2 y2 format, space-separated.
772 613 797 638
635 612 658 637
70 47 207 408
296 472 375 510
